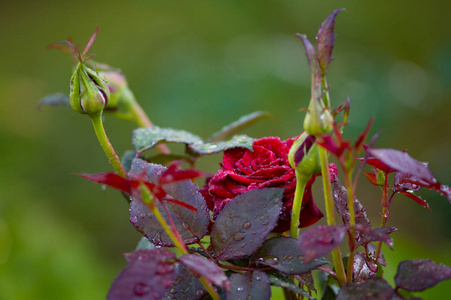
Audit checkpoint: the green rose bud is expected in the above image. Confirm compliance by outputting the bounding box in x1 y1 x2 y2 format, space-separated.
303 97 333 136
288 132 321 176
70 62 110 115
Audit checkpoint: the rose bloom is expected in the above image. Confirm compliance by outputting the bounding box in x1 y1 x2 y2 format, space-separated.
202 136 324 233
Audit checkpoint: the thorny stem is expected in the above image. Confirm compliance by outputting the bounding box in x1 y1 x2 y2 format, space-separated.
344 170 356 282
89 112 127 177
375 176 389 261
140 185 220 300
319 146 347 286
290 171 308 238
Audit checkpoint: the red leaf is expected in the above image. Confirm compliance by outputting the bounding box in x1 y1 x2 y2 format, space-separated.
82 26 98 56
163 198 198 213
159 162 207 185
364 172 379 186
77 172 135 194
396 190 431 210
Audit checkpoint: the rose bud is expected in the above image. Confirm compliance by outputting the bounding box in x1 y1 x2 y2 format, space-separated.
303 97 333 136
69 62 110 115
288 132 321 177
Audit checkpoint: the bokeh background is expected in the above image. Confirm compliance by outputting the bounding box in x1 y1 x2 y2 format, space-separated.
1 0 450 299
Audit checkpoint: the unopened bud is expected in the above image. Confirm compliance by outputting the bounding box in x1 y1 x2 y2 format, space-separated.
288 132 321 176
70 62 110 115
303 97 333 136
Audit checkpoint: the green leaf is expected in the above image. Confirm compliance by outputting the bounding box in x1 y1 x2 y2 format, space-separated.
189 134 255 155
121 150 137 172
211 188 284 261
268 272 315 300
135 237 155 250
252 237 328 275
132 127 203 152
209 111 272 142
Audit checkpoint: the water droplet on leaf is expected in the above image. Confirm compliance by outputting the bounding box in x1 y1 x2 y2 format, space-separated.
133 282 151 296
233 232 246 241
242 221 251 229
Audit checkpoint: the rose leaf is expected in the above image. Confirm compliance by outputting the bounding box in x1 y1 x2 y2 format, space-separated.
226 271 271 300
336 277 394 300
268 272 315 300
189 134 255 155
132 126 203 152
294 33 319 75
298 225 347 264
179 254 230 290
129 159 209 247
317 8 345 73
394 259 451 292
353 252 378 283
162 263 206 300
208 111 272 142
108 249 176 300
252 237 328 275
211 188 284 260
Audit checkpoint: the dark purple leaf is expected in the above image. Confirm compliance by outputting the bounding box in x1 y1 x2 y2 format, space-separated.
108 249 176 300
211 188 283 261
336 277 394 300
298 225 346 264
226 271 271 300
82 26 98 56
252 237 328 275
159 161 207 186
394 171 422 192
332 176 371 236
268 272 315 299
354 225 397 249
163 263 206 300
179 254 230 290
368 149 435 184
129 159 209 247
124 249 174 264
294 33 319 75
395 259 451 292
367 243 386 266
317 8 345 73
353 252 378 283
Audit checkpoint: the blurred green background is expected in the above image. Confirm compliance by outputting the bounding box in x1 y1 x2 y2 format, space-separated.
0 0 450 299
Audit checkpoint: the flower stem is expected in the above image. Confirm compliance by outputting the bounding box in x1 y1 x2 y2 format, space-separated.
139 185 220 300
290 171 308 238
375 176 389 261
344 170 356 283
319 146 347 286
89 112 127 177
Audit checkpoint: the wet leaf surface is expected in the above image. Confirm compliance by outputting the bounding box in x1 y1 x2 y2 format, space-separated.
211 188 284 260
336 277 394 300
189 135 254 155
298 225 346 263
252 237 328 275
162 263 206 300
179 254 230 290
133 127 203 152
268 271 315 300
226 270 271 300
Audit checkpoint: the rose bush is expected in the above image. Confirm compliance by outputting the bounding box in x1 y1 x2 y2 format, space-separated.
202 136 324 232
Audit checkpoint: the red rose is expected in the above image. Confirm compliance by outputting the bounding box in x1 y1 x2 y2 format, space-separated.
202 136 324 233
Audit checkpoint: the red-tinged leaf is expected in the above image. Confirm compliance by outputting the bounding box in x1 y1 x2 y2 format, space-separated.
395 259 451 292
226 271 271 300
294 33 319 75
317 8 345 73
78 172 135 194
179 254 230 290
316 134 350 159
396 190 430 210
298 225 347 264
354 225 397 249
159 167 207 186
353 117 374 153
439 185 451 203
353 252 378 283
163 197 197 213
364 172 379 186
46 40 75 54
108 249 176 300
336 277 395 300
368 148 435 184
82 26 98 56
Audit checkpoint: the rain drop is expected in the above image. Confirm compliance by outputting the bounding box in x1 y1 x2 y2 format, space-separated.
274 198 280 204
237 287 244 292
242 221 251 229
196 289 205 297
130 216 138 224
233 232 246 241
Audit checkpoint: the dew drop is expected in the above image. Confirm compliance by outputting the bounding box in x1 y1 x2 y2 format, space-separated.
242 221 251 229
130 216 138 224
133 282 151 296
170 288 177 294
255 276 261 281
196 289 205 298
237 287 244 291
233 232 246 241
274 198 280 204
140 213 146 219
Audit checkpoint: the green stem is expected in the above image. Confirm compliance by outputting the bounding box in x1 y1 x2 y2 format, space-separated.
139 185 220 300
321 77 331 108
290 171 308 238
319 146 346 286
89 112 127 177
